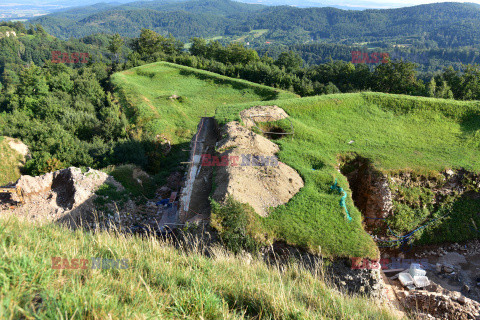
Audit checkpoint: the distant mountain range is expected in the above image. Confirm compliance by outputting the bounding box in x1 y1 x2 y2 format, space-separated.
25 0 480 49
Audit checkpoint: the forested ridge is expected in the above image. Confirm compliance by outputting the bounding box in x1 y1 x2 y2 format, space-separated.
30 0 480 49
26 0 480 74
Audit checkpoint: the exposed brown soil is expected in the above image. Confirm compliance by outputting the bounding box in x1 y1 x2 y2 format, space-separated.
240 105 289 129
5 137 29 159
339 155 393 227
212 121 303 217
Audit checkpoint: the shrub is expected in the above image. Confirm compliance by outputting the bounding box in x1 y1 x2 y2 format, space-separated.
210 197 265 254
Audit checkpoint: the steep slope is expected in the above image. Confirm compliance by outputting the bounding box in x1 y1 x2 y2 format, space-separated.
0 216 399 319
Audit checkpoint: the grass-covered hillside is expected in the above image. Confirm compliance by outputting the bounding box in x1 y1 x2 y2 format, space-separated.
111 61 297 145
0 216 397 320
216 93 480 258
112 62 480 258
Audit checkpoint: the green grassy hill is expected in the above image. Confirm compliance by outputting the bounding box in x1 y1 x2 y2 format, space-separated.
0 217 397 319
113 62 480 258
111 61 297 145
216 92 480 258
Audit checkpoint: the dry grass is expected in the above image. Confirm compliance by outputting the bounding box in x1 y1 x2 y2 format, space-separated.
0 215 399 319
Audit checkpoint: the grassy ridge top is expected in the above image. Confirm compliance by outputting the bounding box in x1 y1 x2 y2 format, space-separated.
0 137 23 186
216 92 480 257
218 92 480 173
111 61 297 145
0 216 397 319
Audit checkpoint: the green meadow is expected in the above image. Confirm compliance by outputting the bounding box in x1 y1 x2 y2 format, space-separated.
111 61 296 144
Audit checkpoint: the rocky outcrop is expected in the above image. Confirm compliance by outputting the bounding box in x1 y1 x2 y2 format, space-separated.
16 167 123 209
2 167 124 225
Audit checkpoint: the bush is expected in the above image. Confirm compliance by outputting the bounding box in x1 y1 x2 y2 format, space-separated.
210 197 265 254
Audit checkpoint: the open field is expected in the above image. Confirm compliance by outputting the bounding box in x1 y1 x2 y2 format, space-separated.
216 93 480 257
0 216 398 319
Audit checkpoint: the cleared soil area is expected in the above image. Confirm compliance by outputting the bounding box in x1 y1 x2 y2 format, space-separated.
212 121 303 217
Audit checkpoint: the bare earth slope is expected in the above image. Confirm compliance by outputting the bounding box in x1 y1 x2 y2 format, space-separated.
213 121 303 217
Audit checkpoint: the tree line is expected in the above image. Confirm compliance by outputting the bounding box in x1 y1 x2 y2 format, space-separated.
123 29 480 100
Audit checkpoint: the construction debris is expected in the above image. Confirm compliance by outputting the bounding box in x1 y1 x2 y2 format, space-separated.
404 289 480 320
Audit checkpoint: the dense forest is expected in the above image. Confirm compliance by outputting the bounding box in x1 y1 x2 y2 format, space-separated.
30 0 480 49
2 21 480 177
27 0 480 74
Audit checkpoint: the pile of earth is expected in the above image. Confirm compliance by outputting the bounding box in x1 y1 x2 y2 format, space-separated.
402 282 480 319
240 105 289 129
212 120 303 217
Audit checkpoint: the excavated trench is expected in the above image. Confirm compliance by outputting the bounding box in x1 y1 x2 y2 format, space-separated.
178 117 219 225
339 154 393 229
263 127 287 140
339 153 480 310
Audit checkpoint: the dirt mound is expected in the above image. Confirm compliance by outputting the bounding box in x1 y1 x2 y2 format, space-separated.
3 167 124 223
240 105 289 128
212 121 303 217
